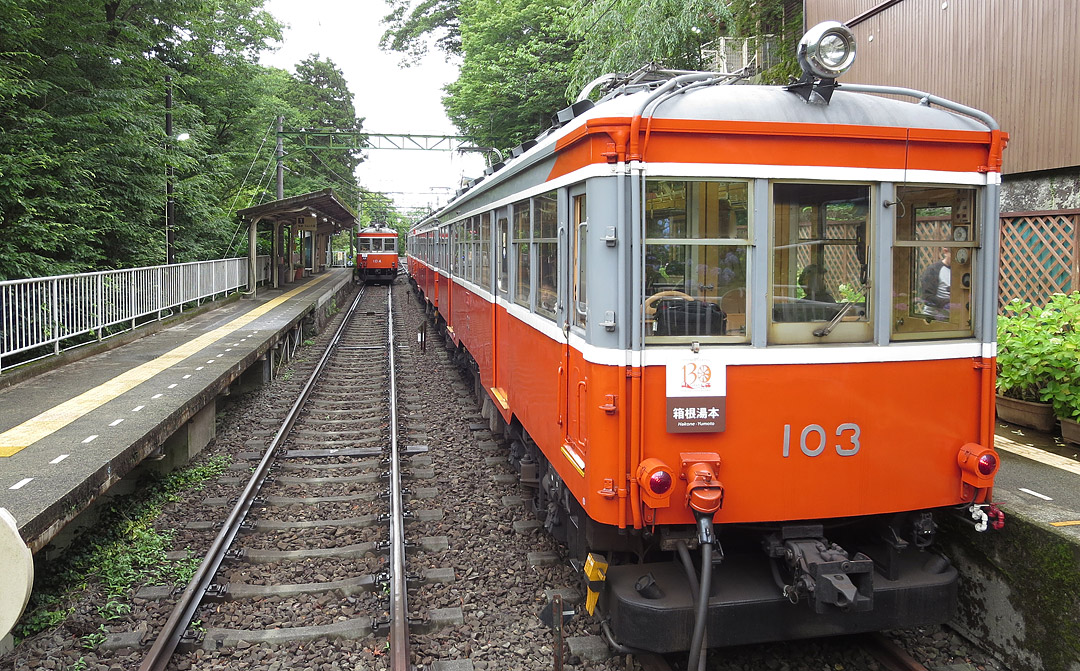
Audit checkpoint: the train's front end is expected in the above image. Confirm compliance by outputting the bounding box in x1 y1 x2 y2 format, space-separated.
560 22 1007 656
355 225 400 282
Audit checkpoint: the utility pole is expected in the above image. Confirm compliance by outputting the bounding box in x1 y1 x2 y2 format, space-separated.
165 75 175 265
276 116 284 200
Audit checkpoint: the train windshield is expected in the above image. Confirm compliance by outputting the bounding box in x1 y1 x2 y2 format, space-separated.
769 183 872 344
640 180 980 346
644 180 751 343
891 186 977 339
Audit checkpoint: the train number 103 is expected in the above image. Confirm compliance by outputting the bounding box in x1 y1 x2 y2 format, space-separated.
782 423 862 458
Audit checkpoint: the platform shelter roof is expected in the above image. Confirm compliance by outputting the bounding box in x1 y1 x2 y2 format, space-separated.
237 188 356 234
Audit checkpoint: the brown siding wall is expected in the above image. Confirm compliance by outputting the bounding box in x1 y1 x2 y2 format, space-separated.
806 0 1080 175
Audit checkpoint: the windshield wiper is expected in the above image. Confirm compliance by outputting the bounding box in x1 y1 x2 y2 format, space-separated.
813 302 856 337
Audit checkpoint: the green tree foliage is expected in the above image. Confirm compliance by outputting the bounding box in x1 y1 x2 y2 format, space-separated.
443 0 576 153
276 56 366 210
0 0 287 278
0 0 367 280
726 0 802 84
381 0 461 64
567 0 732 95
380 0 801 155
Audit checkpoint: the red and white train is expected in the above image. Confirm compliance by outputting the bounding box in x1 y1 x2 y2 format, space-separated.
354 224 399 283
408 22 1005 658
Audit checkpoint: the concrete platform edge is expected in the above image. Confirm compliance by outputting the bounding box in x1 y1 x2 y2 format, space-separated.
21 272 354 553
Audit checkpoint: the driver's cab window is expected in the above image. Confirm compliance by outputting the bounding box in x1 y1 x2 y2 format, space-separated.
891 186 977 339
770 183 871 345
644 179 750 344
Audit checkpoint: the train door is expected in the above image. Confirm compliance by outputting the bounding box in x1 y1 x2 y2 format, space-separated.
564 188 588 452
492 209 511 411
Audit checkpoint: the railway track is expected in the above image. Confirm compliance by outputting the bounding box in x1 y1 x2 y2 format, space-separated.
138 282 425 670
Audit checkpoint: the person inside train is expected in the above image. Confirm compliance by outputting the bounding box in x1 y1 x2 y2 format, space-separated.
798 263 835 303
919 247 952 321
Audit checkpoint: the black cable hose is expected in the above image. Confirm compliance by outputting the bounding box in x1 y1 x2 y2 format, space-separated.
686 541 712 671
676 540 708 669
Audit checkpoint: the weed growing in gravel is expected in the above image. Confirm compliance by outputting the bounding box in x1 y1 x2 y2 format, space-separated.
80 625 107 650
12 454 231 642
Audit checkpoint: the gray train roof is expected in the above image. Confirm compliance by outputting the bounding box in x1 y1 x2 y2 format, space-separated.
414 82 993 229
582 83 991 132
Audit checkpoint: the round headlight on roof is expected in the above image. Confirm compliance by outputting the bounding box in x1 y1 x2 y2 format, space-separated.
798 21 857 79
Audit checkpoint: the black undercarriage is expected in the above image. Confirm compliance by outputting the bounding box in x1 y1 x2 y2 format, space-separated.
514 426 958 653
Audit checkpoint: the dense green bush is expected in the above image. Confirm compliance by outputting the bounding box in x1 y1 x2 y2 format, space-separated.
997 293 1080 419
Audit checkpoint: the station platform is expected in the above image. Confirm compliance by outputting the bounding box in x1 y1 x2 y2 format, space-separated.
992 418 1080 538
0 268 354 555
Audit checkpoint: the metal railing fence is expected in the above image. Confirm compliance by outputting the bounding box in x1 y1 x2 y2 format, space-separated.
1 256 270 372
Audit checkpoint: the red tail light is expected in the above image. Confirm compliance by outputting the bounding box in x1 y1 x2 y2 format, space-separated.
649 470 673 495
957 443 998 488
637 458 675 508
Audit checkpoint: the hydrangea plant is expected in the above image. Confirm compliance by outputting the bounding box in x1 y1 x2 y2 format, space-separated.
997 293 1080 419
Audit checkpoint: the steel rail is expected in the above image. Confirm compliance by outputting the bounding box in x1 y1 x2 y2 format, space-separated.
138 285 370 671
385 288 410 669
862 632 930 671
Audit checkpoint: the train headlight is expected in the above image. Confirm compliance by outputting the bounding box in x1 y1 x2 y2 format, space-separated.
957 443 999 488
637 458 675 508
798 21 857 79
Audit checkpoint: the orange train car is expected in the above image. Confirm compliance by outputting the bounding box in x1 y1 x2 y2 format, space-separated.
354 224 399 283
408 22 1005 658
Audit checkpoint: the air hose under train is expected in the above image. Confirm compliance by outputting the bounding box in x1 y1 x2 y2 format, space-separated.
685 512 719 671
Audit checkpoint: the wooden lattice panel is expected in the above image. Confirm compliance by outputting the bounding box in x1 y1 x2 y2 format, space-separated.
999 214 1079 307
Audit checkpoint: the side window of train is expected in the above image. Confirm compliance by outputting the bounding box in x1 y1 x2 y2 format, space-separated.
480 212 492 291
466 216 477 283
573 193 587 329
497 215 509 296
513 200 531 308
891 186 977 340
536 191 558 319
644 179 751 343
454 221 466 277
769 183 872 345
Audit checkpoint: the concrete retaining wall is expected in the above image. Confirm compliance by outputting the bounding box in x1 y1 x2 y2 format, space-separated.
942 512 1080 671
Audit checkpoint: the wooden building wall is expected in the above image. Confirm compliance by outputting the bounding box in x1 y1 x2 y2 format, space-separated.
806 0 1080 176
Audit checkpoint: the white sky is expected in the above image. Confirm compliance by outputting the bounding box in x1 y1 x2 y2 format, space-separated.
259 0 486 216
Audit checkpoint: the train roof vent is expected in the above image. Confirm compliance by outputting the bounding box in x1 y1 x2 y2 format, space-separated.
510 139 538 158
550 100 595 129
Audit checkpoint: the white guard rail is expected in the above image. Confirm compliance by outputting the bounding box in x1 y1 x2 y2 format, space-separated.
1 256 270 372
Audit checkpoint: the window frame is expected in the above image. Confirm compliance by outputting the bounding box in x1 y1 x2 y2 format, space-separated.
643 178 753 345
767 181 874 345
890 184 979 341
